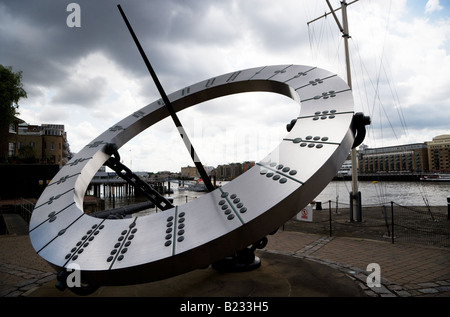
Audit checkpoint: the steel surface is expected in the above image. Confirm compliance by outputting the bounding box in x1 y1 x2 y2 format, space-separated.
30 64 355 286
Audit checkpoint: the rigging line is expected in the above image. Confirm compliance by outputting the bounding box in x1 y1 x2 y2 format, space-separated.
308 24 314 62
381 62 409 135
352 40 374 137
309 19 327 64
350 40 399 143
372 181 382 206
316 17 326 55
374 0 404 143
349 38 392 148
349 40 371 116
379 94 399 141
351 0 392 144
307 23 316 62
328 18 343 70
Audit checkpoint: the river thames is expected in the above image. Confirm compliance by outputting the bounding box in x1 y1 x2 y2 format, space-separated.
103 180 449 214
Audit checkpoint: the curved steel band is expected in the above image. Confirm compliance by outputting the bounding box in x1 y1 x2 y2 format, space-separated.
30 64 355 286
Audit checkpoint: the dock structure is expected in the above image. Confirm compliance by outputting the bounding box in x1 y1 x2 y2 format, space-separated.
87 175 171 199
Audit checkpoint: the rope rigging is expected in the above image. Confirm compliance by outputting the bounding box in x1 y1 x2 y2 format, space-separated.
305 0 433 210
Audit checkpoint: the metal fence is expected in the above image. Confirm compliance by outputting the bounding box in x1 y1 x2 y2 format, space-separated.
323 201 450 247
389 202 449 247
14 198 35 223
6 197 450 248
286 200 450 248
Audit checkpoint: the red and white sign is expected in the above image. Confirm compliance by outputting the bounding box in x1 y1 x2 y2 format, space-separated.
296 205 313 222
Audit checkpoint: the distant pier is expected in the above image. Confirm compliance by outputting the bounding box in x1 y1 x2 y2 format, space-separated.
88 177 172 198
334 172 450 182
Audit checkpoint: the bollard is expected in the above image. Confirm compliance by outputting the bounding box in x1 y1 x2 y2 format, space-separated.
391 201 395 244
316 201 322 210
329 200 332 237
447 196 450 220
349 191 362 222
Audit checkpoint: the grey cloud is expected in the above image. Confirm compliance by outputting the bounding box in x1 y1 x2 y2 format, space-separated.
0 0 243 93
52 76 107 107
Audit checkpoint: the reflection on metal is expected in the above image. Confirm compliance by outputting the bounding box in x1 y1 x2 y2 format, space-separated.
30 64 357 290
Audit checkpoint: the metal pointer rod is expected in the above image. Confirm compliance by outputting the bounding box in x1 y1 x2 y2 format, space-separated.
117 4 214 192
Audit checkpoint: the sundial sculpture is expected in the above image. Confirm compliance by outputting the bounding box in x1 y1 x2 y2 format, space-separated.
29 5 369 295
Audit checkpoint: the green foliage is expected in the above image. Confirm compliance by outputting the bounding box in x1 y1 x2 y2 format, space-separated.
18 144 38 163
0 65 27 129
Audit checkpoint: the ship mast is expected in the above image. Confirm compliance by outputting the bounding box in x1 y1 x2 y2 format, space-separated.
308 0 361 221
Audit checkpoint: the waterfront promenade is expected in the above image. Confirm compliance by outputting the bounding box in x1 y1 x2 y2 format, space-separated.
0 212 449 297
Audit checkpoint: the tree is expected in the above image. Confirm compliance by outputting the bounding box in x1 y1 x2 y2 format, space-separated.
0 65 27 162
0 65 27 129
18 144 38 163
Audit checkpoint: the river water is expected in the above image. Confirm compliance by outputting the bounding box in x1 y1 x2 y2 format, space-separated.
314 180 449 207
102 180 449 214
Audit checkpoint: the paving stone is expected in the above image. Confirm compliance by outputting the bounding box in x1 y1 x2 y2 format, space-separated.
418 288 439 294
436 280 450 286
21 287 40 297
404 283 419 290
395 290 412 297
5 290 22 297
0 288 17 297
364 290 378 297
386 284 401 290
380 293 396 297
15 278 38 287
37 274 56 284
407 289 422 296
436 286 450 292
418 282 439 288
19 283 38 291
370 285 392 295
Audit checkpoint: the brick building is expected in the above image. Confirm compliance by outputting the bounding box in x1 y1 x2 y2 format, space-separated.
359 143 429 174
427 134 450 172
2 118 71 166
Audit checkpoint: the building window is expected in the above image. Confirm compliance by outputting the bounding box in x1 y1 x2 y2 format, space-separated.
50 142 54 150
8 143 15 156
9 124 16 133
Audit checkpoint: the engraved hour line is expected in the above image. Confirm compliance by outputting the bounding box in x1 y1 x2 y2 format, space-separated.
300 88 352 102
218 188 245 225
87 140 108 147
266 64 293 80
33 188 74 210
36 213 85 254
256 163 304 185
63 218 107 267
109 125 124 132
283 138 341 146
226 71 241 83
294 74 337 90
171 206 178 255
132 110 145 118
205 77 216 87
248 66 268 80
108 217 138 270
29 202 76 233
283 66 317 83
297 110 354 119
67 157 92 166
47 173 81 187
181 86 191 96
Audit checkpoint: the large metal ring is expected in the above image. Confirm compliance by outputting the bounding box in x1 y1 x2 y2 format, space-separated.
30 64 354 286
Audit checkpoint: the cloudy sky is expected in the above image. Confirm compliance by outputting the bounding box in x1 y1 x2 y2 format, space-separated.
1 0 449 172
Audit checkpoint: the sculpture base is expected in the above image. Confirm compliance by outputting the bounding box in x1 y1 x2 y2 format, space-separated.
29 251 368 297
212 248 262 272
